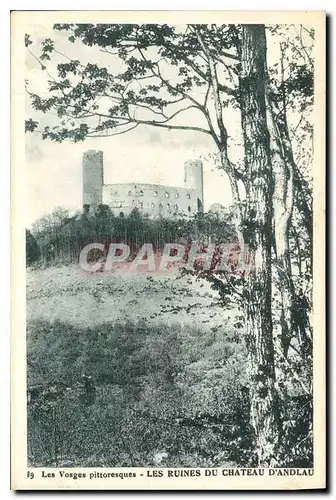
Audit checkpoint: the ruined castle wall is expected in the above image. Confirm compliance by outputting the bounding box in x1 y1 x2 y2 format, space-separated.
184 160 204 212
82 150 104 206
102 182 198 218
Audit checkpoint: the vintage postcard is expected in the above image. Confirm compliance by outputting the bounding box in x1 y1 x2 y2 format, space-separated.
11 10 326 490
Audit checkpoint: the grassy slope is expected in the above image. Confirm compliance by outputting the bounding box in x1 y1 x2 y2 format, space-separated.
26 264 238 327
27 265 251 467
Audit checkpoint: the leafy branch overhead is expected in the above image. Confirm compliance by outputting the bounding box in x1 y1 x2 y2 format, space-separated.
25 24 241 144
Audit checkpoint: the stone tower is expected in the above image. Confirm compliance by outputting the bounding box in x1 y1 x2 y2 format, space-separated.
184 159 204 212
82 150 104 207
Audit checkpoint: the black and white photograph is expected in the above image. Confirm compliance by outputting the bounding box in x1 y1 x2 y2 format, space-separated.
11 10 325 490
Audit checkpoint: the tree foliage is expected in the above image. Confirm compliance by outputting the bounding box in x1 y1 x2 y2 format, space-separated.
28 206 237 266
26 229 40 264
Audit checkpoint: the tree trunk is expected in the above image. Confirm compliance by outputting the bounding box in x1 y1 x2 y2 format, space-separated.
267 96 312 358
265 95 296 358
239 24 279 466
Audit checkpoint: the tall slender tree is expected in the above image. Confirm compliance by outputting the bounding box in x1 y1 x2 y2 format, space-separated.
239 24 279 466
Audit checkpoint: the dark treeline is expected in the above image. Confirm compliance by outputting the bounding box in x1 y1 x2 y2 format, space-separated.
27 205 237 266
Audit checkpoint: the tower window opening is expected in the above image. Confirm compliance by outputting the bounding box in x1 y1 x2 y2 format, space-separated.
139 189 144 196
139 201 143 208
154 191 158 197
159 203 163 209
151 202 155 208
167 203 171 211
165 191 170 198
188 205 191 213
128 190 132 196
174 204 178 210
187 193 191 199
175 192 179 198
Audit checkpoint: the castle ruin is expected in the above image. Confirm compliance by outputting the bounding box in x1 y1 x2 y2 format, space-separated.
83 150 204 219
